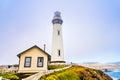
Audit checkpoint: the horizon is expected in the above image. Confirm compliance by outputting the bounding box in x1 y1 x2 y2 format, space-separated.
0 0 120 65
1 61 120 66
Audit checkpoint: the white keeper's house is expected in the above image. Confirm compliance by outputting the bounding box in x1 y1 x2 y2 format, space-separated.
17 45 51 73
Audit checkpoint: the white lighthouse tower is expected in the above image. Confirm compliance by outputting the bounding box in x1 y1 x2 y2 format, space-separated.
51 11 65 64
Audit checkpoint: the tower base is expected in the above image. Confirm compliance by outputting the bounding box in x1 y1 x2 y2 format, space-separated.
50 61 66 65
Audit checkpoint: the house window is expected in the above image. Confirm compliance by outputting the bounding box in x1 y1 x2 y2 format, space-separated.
37 57 44 67
58 50 61 56
58 30 60 35
24 57 31 67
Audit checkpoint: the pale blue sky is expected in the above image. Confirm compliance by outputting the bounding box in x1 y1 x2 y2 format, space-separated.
0 0 120 65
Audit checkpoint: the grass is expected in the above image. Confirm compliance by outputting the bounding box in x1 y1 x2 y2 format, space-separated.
48 65 66 70
39 65 112 80
0 73 35 80
15 73 36 80
0 73 19 80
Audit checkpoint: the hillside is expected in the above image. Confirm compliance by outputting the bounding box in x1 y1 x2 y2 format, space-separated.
39 65 112 80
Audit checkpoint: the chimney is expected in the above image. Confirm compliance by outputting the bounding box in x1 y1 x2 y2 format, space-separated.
44 44 46 51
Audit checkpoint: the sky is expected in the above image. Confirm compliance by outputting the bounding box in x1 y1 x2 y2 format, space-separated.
0 0 120 65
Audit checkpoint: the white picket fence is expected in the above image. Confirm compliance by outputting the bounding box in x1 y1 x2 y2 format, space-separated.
22 65 72 80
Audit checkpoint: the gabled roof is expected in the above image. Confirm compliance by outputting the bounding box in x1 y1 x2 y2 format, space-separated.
17 45 51 60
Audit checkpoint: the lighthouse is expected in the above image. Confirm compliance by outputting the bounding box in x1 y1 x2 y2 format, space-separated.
51 11 65 64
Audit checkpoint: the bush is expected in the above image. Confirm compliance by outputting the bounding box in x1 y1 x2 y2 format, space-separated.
46 75 59 80
40 65 112 80
48 65 66 70
16 73 35 80
0 73 19 80
58 70 79 80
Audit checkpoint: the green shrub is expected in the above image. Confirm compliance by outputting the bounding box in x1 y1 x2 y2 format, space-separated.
16 73 35 80
46 75 59 80
40 65 112 80
0 73 19 80
48 65 66 70
57 70 79 80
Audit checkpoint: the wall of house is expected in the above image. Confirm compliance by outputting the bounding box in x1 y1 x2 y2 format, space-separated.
18 47 48 73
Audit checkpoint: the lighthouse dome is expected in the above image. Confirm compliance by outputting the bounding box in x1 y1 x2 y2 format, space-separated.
52 11 63 24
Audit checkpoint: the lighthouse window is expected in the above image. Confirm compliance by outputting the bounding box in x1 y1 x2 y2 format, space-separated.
58 50 61 56
58 30 60 35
